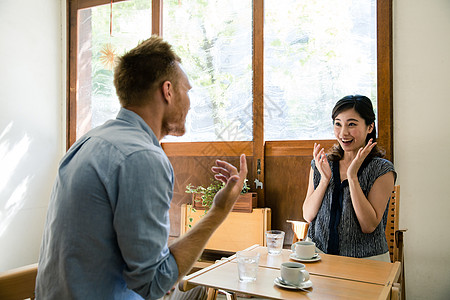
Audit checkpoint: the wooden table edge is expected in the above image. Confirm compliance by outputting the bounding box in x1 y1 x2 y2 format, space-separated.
377 261 401 300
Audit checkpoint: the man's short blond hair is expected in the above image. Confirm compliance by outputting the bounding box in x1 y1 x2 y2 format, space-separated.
114 35 181 107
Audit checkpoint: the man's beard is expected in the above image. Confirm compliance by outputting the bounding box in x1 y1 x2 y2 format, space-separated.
162 115 186 137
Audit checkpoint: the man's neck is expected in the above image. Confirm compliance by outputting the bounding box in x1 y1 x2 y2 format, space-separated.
125 103 165 141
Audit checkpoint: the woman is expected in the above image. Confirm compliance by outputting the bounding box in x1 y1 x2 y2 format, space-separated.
303 95 396 262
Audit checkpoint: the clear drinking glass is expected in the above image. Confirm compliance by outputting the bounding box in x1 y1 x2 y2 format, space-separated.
236 251 260 282
265 230 285 255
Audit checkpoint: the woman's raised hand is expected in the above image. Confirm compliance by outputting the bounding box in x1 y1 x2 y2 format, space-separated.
347 139 377 180
313 143 332 183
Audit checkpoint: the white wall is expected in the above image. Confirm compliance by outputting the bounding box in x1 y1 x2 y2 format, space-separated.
1 0 450 299
0 0 64 271
394 0 450 299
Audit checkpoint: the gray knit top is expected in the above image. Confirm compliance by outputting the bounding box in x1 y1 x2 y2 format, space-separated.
307 157 396 258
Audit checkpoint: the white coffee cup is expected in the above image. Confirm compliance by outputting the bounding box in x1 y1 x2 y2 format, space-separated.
291 241 316 259
280 262 310 286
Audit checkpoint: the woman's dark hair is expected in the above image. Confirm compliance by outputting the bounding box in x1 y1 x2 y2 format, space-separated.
328 95 385 161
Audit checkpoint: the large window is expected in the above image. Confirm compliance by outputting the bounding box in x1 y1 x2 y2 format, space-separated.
68 0 393 173
264 0 377 140
162 0 253 142
75 0 152 141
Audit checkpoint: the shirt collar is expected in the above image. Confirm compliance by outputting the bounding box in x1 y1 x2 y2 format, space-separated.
116 107 160 147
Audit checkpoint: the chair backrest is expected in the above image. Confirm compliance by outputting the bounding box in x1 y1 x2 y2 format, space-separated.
0 263 38 300
181 204 271 252
287 220 309 244
385 185 400 262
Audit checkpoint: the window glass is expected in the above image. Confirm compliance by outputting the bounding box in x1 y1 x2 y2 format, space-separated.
264 0 377 140
77 0 151 140
162 0 253 142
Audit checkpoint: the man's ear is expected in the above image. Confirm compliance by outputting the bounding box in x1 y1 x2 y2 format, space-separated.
161 80 173 104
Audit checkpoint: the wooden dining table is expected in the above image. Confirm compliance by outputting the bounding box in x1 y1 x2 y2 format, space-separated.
180 244 401 300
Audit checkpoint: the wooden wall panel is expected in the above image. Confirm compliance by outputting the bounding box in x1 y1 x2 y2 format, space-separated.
264 140 336 245
264 156 311 245
167 156 255 237
167 141 336 244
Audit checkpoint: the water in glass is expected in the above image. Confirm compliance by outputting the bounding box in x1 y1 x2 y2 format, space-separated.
266 230 285 255
236 251 260 282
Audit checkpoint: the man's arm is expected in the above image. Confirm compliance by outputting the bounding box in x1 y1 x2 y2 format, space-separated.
113 150 179 299
169 154 248 280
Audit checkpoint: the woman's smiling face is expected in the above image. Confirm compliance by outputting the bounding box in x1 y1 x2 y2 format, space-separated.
333 108 374 153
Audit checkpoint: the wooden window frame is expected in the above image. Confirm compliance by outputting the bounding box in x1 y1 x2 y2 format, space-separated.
67 0 393 203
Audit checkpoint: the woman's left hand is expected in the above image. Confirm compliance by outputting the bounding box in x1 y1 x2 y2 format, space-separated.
347 139 377 180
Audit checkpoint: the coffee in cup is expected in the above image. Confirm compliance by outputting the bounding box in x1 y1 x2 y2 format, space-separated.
291 241 316 259
280 262 310 286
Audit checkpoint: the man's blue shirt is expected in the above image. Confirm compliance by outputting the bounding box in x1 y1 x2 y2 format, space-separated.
36 108 179 299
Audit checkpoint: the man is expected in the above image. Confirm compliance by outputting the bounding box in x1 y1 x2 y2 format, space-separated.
36 36 247 299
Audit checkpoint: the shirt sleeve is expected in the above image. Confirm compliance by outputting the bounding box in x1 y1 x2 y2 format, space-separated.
111 149 178 299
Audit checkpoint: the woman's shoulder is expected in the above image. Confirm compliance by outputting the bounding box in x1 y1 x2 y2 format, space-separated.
371 157 394 167
369 157 395 169
366 157 397 182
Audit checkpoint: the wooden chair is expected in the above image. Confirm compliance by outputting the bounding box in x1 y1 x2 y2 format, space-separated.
391 283 401 300
287 219 309 243
0 263 38 300
385 185 407 300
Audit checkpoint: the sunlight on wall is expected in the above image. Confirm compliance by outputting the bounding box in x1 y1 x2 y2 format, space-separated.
0 177 31 237
0 122 31 191
0 121 32 237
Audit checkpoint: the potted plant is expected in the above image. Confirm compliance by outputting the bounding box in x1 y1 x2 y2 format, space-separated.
185 178 257 216
181 181 269 250
180 180 271 252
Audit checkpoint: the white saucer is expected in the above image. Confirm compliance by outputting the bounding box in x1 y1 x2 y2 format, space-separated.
289 253 321 262
274 277 313 290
